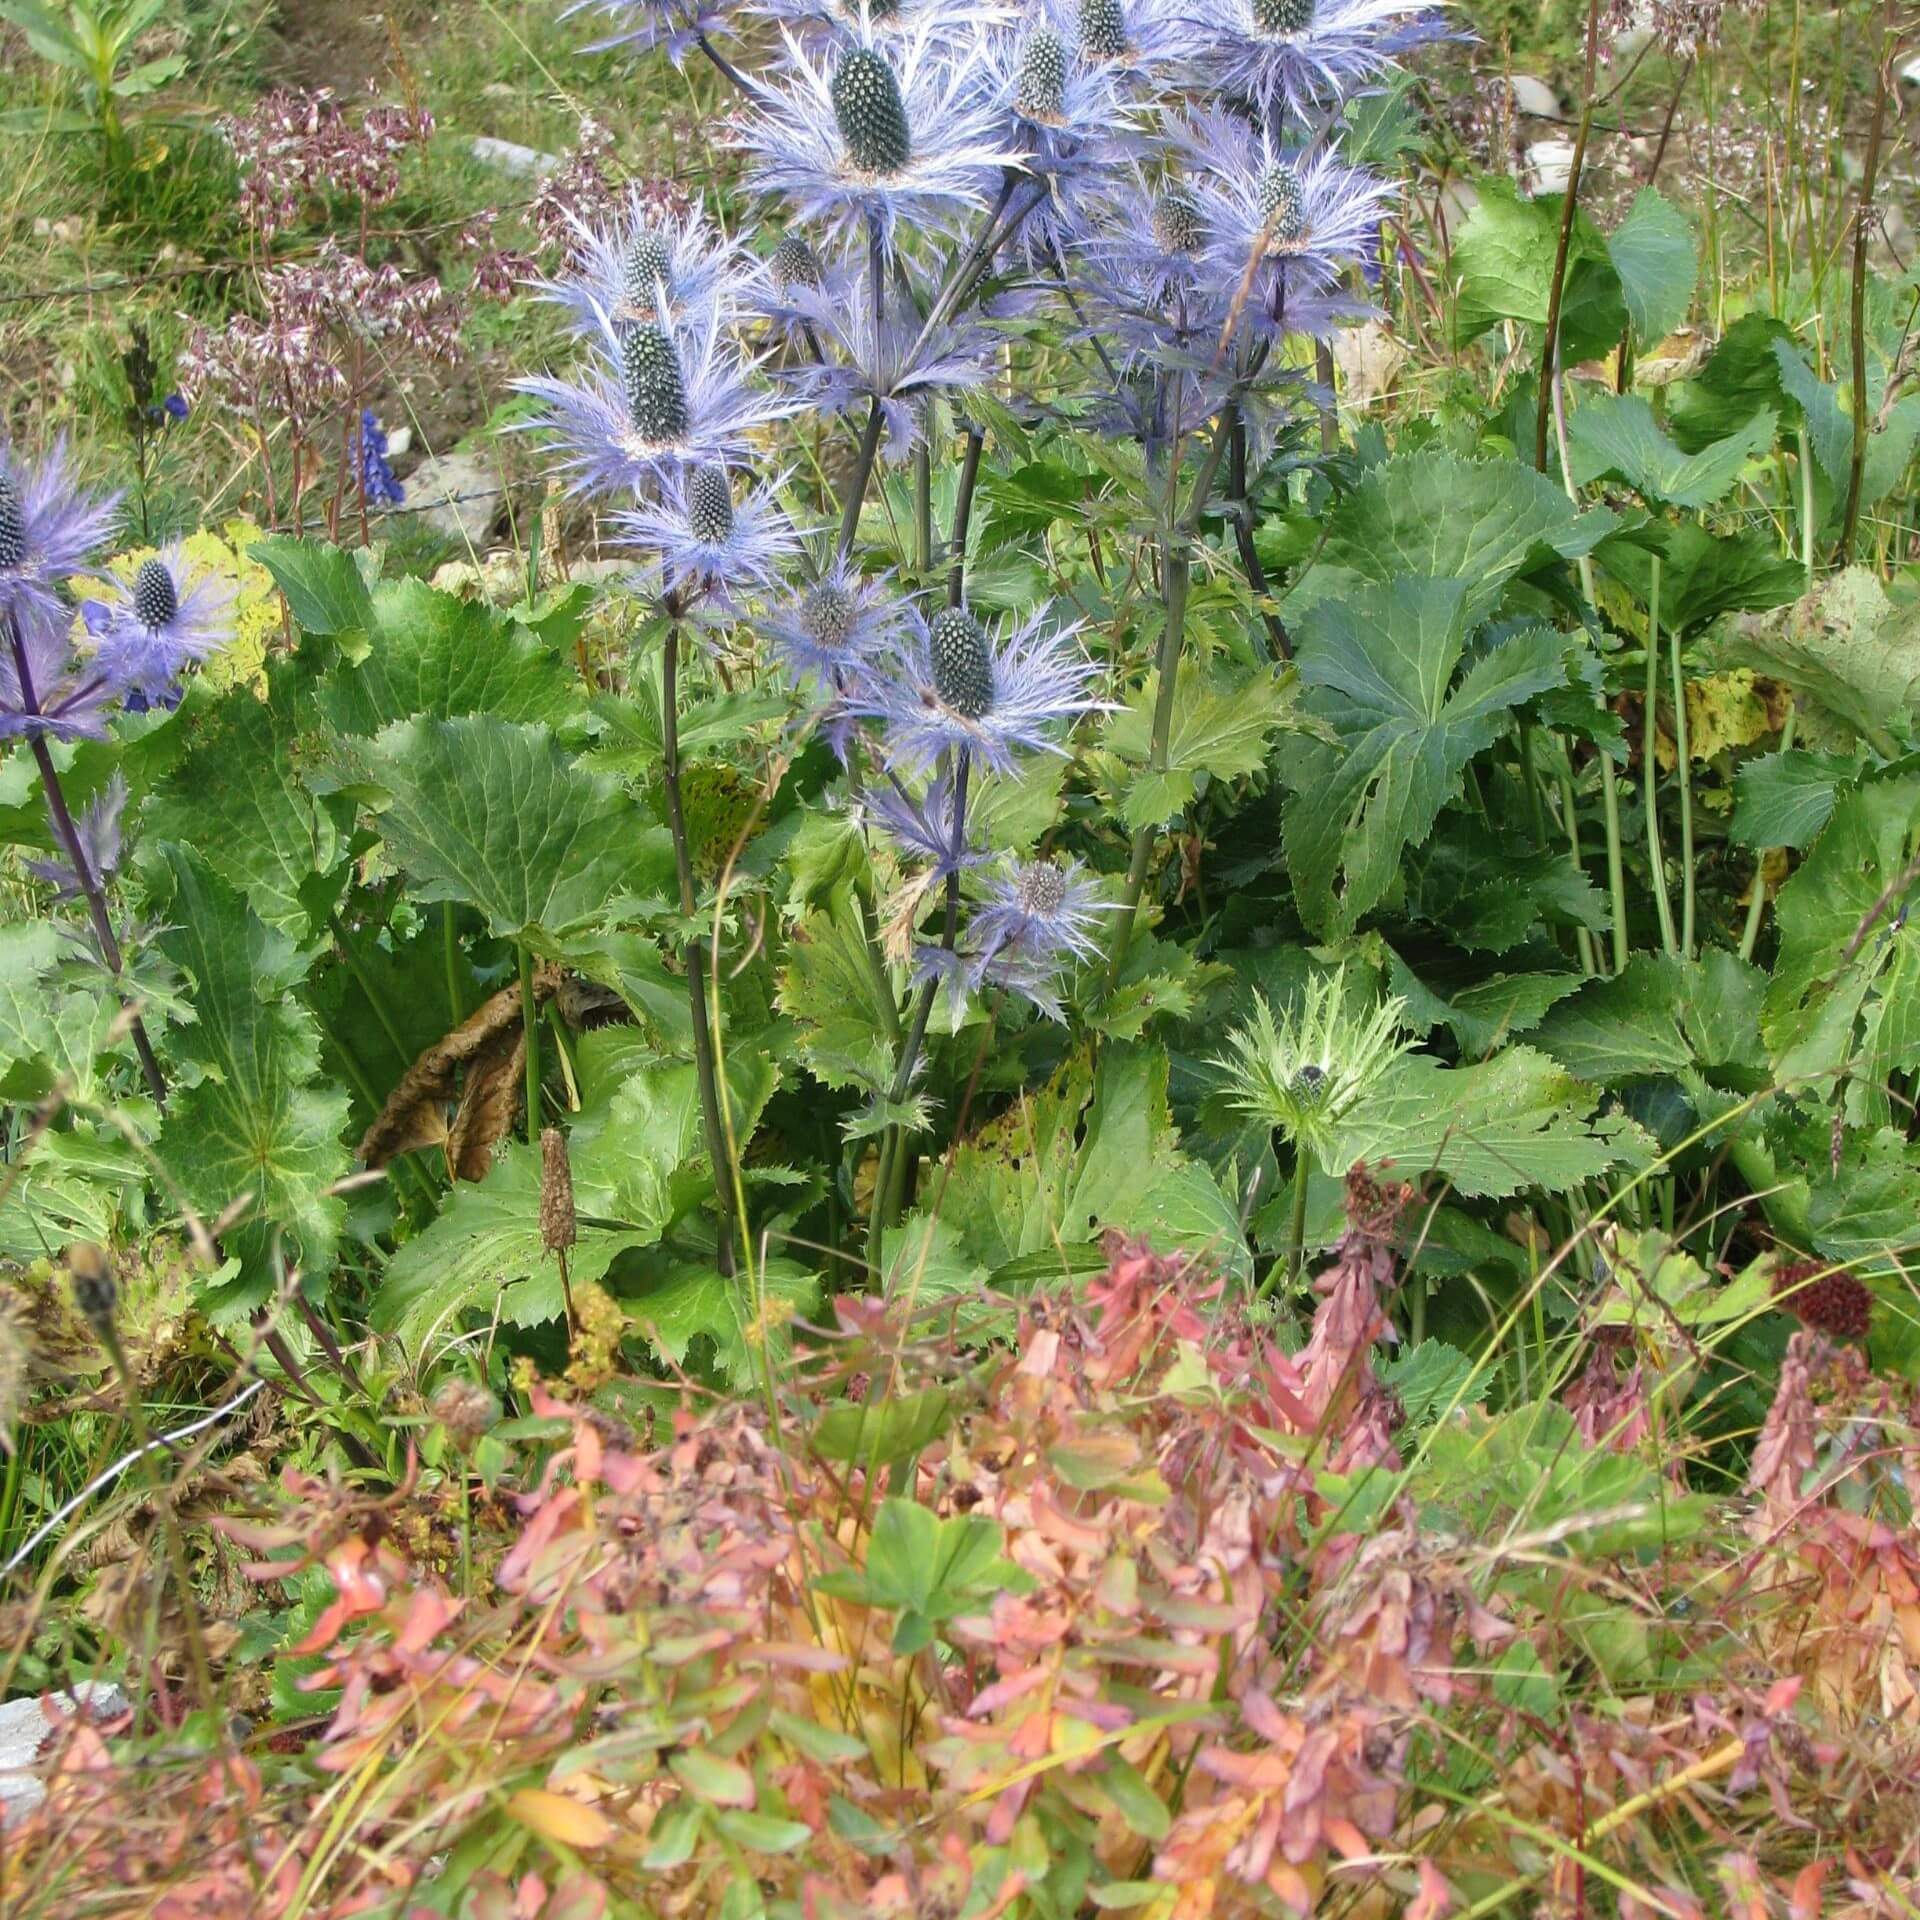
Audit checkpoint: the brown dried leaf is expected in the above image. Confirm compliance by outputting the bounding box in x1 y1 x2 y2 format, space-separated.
357 962 562 1175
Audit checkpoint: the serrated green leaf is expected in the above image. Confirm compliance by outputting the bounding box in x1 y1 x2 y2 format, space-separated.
1532 950 1767 1085
1607 187 1696 345
813 1387 952 1469
1279 582 1567 936
1567 392 1773 508
1597 521 1803 637
146 660 351 939
153 852 350 1314
1668 313 1797 451
776 885 897 1092
351 716 674 939
1378 1338 1488 1423
1105 665 1299 830
1730 747 1860 850
1332 1045 1649 1199
249 535 374 637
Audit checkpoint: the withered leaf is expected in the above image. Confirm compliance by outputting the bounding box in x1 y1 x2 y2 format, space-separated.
357 961 561 1179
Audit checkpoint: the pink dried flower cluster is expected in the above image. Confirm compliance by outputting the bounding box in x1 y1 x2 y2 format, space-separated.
526 120 620 260
223 86 434 238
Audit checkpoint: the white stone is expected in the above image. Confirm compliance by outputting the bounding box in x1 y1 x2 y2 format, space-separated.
384 425 413 460
1522 138 1579 197
1898 52 1920 105
0 1685 126 1825
405 448 503 549
1507 74 1563 120
469 136 560 178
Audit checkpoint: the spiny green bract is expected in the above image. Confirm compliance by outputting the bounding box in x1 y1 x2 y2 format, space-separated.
832 48 912 175
929 607 993 719
621 321 689 441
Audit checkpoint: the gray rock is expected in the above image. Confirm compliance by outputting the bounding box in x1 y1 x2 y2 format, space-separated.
469 136 560 178
404 448 504 549
0 1684 127 1825
1507 74 1563 121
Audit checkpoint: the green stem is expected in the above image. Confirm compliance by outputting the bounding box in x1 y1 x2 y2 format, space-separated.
1643 551 1679 955
661 621 738 1277
518 944 541 1148
1798 427 1818 585
1272 1146 1314 1296
1669 612 1696 958
330 912 412 1066
1517 719 1547 844
1739 705 1797 962
913 442 932 579
443 902 463 1028
1555 746 1599 977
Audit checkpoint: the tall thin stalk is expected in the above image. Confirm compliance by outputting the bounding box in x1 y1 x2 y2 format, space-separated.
1838 0 1896 562
1643 552 1679 955
519 944 542 1149
1669 609 1696 957
7 619 168 1107
661 620 738 1277
1533 0 1604 473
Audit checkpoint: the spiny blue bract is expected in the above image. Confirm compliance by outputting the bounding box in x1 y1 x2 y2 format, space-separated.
832 48 912 175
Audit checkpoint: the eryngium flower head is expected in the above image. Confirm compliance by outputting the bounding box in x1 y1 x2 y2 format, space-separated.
736 20 1015 254
564 0 741 68
87 541 234 700
852 600 1103 777
0 600 114 741
1177 108 1396 313
761 551 903 680
538 192 740 339
1213 968 1411 1162
960 854 1114 1016
514 297 791 496
0 440 119 629
1051 0 1193 73
1772 1259 1872 1341
610 463 798 602
1180 0 1448 126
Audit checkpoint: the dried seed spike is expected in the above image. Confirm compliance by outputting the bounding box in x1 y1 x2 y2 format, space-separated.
831 47 912 175
540 1126 578 1254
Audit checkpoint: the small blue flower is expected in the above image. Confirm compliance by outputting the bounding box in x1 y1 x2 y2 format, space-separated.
0 438 120 631
851 600 1103 778
0 601 114 742
864 763 987 880
565 0 740 68
357 410 405 508
735 20 1017 256
917 855 1114 1020
609 462 799 604
87 541 234 701
162 392 190 421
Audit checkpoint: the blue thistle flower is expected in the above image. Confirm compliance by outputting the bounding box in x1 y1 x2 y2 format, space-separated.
1177 108 1395 316
539 193 743 339
514 294 792 497
852 600 1103 778
761 551 903 682
357 411 405 508
0 439 119 631
782 272 995 459
1180 0 1447 129
609 462 799 603
87 541 234 701
917 855 1113 1020
750 0 1014 56
863 763 987 880
1 602 114 741
736 20 1016 255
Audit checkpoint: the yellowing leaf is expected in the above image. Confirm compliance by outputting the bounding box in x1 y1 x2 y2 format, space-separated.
507 1788 614 1850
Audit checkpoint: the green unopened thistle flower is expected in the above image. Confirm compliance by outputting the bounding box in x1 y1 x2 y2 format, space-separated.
928 606 993 719
429 1375 502 1448
1153 186 1203 255
771 231 824 296
832 47 912 175
1257 163 1306 243
1078 0 1128 59
130 557 179 631
620 321 689 442
1016 28 1070 121
622 230 674 314
65 1241 119 1338
1213 969 1410 1163
1252 0 1315 34
0 474 24 571
685 464 734 545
